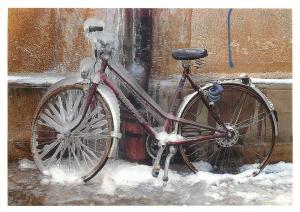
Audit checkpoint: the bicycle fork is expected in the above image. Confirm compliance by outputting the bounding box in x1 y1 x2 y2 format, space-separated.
151 145 177 185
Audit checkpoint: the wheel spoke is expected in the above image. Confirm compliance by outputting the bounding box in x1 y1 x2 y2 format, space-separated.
79 140 100 161
237 112 271 130
44 108 62 126
45 140 65 168
48 103 63 125
57 95 66 122
69 140 82 168
230 92 247 125
178 84 275 175
72 92 83 118
39 139 61 159
39 113 62 132
56 141 67 165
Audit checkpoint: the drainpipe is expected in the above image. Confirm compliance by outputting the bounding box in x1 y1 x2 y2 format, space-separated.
124 8 152 91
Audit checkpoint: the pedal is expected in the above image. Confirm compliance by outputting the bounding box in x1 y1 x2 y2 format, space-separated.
152 165 160 178
162 176 169 182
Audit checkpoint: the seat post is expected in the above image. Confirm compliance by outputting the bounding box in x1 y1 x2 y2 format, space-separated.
163 64 190 133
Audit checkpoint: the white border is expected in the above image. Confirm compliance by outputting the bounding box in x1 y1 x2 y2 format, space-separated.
1 0 298 9
1 1 299 212
0 3 8 210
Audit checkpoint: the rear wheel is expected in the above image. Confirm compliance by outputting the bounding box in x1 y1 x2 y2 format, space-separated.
178 84 276 175
31 84 113 182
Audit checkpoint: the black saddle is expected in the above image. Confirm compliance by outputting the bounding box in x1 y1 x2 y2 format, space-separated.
172 48 208 60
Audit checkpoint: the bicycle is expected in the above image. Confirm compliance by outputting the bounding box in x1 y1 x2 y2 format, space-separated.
31 18 278 184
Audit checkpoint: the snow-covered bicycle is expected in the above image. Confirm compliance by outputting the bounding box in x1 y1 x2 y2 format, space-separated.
31 19 278 183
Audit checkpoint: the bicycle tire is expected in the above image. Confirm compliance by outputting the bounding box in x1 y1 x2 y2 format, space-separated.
31 84 113 182
178 83 276 175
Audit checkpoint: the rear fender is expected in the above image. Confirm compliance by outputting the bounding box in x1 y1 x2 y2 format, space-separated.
175 79 278 136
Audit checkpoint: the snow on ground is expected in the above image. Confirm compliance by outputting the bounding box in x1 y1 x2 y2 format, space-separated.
18 158 37 170
15 159 293 205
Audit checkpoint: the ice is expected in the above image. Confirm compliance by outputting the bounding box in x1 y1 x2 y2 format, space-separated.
251 78 292 84
18 159 37 170
83 18 118 52
109 61 165 120
275 194 293 205
96 84 121 158
193 161 213 172
83 18 106 43
17 159 292 205
128 62 147 88
156 131 185 143
235 191 261 202
8 73 66 87
45 166 83 185
79 57 95 78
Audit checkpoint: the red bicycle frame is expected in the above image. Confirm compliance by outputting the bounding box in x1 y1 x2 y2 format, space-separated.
86 57 229 146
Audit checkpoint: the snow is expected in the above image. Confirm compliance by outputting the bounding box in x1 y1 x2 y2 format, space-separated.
156 131 185 144
83 18 106 43
44 166 83 185
235 191 261 202
8 74 66 87
79 57 95 77
128 62 147 87
251 78 292 84
17 159 293 205
97 84 121 158
18 159 37 170
83 18 118 52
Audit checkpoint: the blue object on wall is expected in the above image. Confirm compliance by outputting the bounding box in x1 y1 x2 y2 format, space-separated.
227 8 234 68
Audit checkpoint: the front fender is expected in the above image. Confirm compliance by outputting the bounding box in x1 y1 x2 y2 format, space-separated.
97 84 121 159
43 73 121 158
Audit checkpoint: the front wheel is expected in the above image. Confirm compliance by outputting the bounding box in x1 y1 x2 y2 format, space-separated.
178 83 276 175
31 84 113 182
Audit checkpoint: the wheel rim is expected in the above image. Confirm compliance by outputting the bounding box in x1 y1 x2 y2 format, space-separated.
32 86 113 179
179 84 275 174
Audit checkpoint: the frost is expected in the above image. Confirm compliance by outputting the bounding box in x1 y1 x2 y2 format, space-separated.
79 57 95 76
193 161 213 172
44 166 83 185
235 191 262 203
156 131 185 144
97 84 121 158
128 62 147 87
18 159 37 170
83 18 105 43
83 18 118 52
251 78 292 84
18 158 292 205
275 195 293 205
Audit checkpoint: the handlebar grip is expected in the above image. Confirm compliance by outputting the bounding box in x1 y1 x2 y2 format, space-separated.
88 26 104 32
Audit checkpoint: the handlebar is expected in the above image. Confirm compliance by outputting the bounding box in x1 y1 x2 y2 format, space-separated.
88 26 104 33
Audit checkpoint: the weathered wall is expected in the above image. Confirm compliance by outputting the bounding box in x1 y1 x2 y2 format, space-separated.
151 9 292 79
8 88 45 161
9 9 292 76
8 8 123 73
